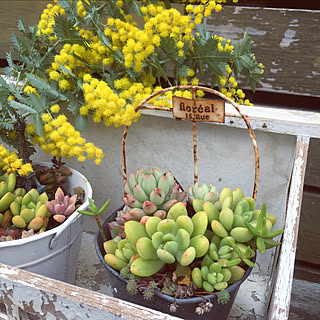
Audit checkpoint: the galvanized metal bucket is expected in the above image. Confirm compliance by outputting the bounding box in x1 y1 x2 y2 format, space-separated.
0 163 92 284
95 208 254 319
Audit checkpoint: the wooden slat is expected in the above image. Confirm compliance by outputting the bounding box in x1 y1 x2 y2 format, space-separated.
0 1 47 59
289 278 320 320
295 190 320 264
0 263 180 320
267 135 310 320
226 0 318 10
206 6 320 97
141 103 320 138
304 138 320 188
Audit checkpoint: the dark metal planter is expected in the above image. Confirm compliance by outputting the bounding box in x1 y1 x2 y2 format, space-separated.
95 207 254 320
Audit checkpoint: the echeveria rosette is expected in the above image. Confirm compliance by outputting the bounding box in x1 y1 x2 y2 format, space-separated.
190 185 283 256
122 166 187 222
103 186 283 296
187 182 219 210
45 187 77 223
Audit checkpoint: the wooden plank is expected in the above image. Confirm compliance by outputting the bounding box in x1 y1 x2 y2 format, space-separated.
295 190 320 264
0 263 180 320
0 1 47 59
141 103 320 138
304 138 320 188
293 260 320 283
226 1 318 10
288 278 320 320
267 135 310 320
290 262 320 319
205 6 320 97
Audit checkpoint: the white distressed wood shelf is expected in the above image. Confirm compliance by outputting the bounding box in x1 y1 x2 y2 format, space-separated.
0 104 319 320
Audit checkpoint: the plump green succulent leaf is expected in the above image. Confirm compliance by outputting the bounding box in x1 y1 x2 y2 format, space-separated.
77 209 96 216
88 197 97 213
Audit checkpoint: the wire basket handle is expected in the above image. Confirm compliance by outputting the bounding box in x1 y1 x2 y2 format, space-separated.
122 85 259 200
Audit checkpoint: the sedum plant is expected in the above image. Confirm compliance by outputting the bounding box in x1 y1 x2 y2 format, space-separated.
105 165 186 238
0 169 83 241
188 182 219 207
105 202 209 277
78 197 111 242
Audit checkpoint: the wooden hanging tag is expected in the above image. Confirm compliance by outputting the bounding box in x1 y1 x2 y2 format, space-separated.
172 96 225 123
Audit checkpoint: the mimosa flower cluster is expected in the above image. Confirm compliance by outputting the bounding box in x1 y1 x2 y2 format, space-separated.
39 0 262 122
1 0 264 166
0 145 33 176
27 112 104 165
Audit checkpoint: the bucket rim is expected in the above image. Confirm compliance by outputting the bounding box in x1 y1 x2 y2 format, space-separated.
0 163 92 247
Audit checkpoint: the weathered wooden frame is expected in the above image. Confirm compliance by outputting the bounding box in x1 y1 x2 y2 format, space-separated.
0 1 319 317
0 103 318 320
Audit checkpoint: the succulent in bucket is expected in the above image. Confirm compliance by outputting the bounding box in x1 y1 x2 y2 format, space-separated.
33 162 73 193
10 188 50 231
0 171 51 233
121 166 186 222
45 187 77 223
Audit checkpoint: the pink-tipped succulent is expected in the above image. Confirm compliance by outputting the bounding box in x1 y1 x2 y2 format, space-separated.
45 187 77 223
121 166 187 222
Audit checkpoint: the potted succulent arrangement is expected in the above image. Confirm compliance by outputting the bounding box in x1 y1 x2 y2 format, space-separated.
91 137 283 320
88 76 279 319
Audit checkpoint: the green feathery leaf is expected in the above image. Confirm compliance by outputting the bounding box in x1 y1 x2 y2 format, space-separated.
67 99 80 115
0 75 9 88
32 113 43 136
18 34 32 55
26 73 67 101
58 63 76 78
10 33 21 51
6 52 14 70
27 93 45 113
8 100 36 114
232 32 264 91
192 34 231 76
75 113 88 132
53 14 93 48
17 18 27 33
0 121 14 131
